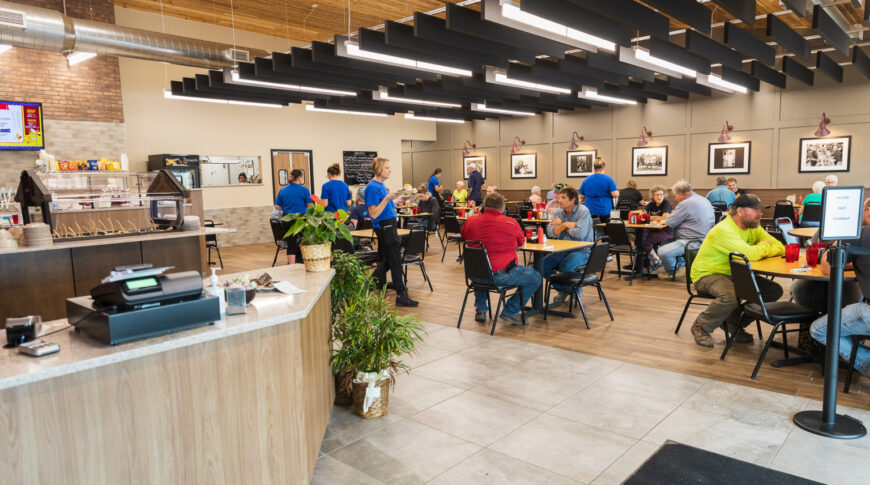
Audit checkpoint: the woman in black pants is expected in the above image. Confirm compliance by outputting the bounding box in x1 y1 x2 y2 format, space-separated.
364 157 418 307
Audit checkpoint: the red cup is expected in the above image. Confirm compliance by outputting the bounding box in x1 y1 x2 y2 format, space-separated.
11 214 18 224
527 211 533 220
458 208 465 217
807 246 819 267
414 207 419 215
526 229 533 238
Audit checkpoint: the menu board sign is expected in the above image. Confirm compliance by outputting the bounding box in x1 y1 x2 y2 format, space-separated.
343 151 377 185
0 101 44 150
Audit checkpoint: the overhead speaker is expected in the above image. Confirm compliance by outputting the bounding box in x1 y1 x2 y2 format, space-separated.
781 56 814 86
812 5 851 56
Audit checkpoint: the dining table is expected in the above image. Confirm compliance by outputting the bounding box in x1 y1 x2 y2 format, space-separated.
595 221 669 276
519 239 594 318
787 227 819 240
349 228 411 239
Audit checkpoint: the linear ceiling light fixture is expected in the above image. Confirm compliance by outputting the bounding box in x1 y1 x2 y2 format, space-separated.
461 140 476 157
67 51 96 66
336 38 472 77
374 89 462 108
162 90 283 108
577 86 637 105
696 73 748 94
495 0 616 52
228 70 357 96
471 102 536 116
0 45 11 55
485 67 571 94
568 131 584 150
404 113 466 123
618 47 696 79
305 104 388 117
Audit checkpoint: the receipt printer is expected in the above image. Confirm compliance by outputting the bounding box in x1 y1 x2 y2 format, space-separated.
90 271 203 309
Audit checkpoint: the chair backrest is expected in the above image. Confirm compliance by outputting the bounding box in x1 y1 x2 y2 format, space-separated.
803 203 822 224
774 217 799 245
204 219 217 243
443 215 462 234
764 224 787 245
772 200 795 225
333 236 354 253
604 219 632 246
270 218 287 246
728 252 771 320
710 200 728 212
403 228 427 260
581 240 611 278
462 241 497 287
358 218 373 230
684 239 704 293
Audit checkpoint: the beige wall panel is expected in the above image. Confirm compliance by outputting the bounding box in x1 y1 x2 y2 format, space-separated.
689 85 779 131
781 70 870 122
613 100 689 138
689 129 774 190
412 122 455 151
499 114 553 146
402 152 414 186
776 122 870 188
550 140 614 187
401 140 413 152
453 118 501 148
498 144 552 190
553 109 613 140
615 135 686 187
409 151 448 188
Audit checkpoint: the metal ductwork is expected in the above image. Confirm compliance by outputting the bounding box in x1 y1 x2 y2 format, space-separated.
0 0 268 69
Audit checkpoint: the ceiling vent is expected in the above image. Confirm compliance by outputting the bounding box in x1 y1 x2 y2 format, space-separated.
0 7 25 28
228 48 251 63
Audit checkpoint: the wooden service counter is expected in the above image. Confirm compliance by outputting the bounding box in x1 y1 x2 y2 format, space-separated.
0 265 334 484
0 227 232 323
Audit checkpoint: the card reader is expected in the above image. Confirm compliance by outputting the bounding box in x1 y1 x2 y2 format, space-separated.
90 271 204 309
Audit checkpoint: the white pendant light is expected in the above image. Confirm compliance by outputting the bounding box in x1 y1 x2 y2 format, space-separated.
67 51 96 66
484 0 615 53
0 45 11 55
228 70 357 96
336 37 472 77
696 73 748 94
405 113 466 123
577 87 637 105
374 89 462 108
485 67 571 95
305 104 387 117
619 46 696 79
471 103 536 116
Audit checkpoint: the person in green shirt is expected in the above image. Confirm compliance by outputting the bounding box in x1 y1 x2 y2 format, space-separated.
799 180 825 225
689 194 786 348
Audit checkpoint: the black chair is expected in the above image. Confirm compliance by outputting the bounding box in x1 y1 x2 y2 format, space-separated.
674 239 714 334
203 219 223 267
604 219 644 285
269 218 289 267
401 228 433 292
441 215 464 262
333 236 379 265
457 241 526 335
764 224 787 246
710 200 728 212
358 218 373 230
801 203 822 227
616 200 632 220
543 239 614 328
772 200 796 226
721 253 821 379
774 217 800 246
844 335 870 393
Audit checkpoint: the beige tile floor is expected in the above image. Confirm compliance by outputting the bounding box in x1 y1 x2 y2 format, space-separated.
313 324 870 485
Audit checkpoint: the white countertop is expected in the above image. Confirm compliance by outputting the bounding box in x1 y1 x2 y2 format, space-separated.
0 227 235 255
0 264 332 390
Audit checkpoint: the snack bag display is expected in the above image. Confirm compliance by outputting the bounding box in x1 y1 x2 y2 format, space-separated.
88 160 100 171
58 161 69 171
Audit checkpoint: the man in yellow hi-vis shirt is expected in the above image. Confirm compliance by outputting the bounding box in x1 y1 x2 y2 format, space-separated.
690 194 786 348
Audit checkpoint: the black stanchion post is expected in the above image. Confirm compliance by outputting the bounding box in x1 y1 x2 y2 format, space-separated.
793 245 867 438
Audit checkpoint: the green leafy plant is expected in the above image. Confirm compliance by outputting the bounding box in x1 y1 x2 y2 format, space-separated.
282 195 352 246
331 287 424 381
330 250 375 322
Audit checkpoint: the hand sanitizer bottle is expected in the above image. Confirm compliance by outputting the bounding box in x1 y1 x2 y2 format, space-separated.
207 267 226 316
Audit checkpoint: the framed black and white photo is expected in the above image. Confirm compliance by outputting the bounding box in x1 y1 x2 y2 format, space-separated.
799 136 851 173
708 141 751 175
631 146 668 176
463 156 486 179
510 153 537 179
566 150 596 178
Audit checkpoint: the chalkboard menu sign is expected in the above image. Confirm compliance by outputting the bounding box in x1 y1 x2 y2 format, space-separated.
343 151 377 185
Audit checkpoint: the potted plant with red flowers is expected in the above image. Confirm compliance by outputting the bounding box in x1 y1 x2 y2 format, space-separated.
282 195 353 272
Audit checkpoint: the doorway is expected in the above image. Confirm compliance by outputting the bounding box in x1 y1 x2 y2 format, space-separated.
271 149 314 200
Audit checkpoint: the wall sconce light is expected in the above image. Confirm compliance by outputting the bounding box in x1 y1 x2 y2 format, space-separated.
66 51 97 66
0 45 11 55
717 120 734 143
461 140 476 157
511 136 526 154
814 112 831 137
637 126 652 147
568 131 584 150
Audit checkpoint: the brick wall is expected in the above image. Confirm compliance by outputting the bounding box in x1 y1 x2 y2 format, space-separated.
204 205 275 247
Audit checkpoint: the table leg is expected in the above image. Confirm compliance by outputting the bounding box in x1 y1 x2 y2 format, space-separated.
524 252 577 319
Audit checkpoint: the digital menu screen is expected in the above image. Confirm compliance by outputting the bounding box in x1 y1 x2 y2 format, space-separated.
0 102 44 150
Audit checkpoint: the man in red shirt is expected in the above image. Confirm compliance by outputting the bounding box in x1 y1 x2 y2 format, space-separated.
461 193 542 324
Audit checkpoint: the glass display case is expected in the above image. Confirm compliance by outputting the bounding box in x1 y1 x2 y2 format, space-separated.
39 171 156 212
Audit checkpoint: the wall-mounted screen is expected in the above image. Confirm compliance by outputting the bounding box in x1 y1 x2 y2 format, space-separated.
0 101 44 150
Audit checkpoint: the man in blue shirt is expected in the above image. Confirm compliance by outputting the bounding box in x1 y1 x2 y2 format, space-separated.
320 163 352 213
579 159 618 223
543 186 595 305
348 187 369 228
428 168 443 202
654 180 716 280
706 176 736 208
467 163 484 206
274 169 311 264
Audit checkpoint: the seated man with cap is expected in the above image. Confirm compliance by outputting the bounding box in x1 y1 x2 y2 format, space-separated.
542 186 594 305
688 194 785 347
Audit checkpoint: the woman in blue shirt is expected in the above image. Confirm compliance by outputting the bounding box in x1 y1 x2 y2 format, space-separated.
320 163 352 214
428 168 443 203
274 169 312 264
365 157 418 307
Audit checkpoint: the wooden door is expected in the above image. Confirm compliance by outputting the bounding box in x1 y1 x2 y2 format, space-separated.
272 150 313 201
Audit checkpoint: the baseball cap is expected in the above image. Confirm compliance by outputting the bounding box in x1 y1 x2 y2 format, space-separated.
732 194 764 210
356 187 365 200
554 183 567 191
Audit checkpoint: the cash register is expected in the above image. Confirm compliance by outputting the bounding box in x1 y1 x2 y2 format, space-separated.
66 264 220 345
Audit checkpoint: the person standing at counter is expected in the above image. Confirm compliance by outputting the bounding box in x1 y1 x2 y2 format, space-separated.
365 158 419 307
428 168 443 203
467 163 484 206
274 169 312 264
320 163 352 214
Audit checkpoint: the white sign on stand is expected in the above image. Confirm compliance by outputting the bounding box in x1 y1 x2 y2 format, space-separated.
820 186 865 241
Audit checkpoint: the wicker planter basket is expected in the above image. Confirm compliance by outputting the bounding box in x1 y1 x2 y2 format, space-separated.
300 243 332 272
352 373 392 419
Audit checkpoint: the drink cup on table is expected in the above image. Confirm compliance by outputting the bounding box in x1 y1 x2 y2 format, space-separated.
807 246 819 267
